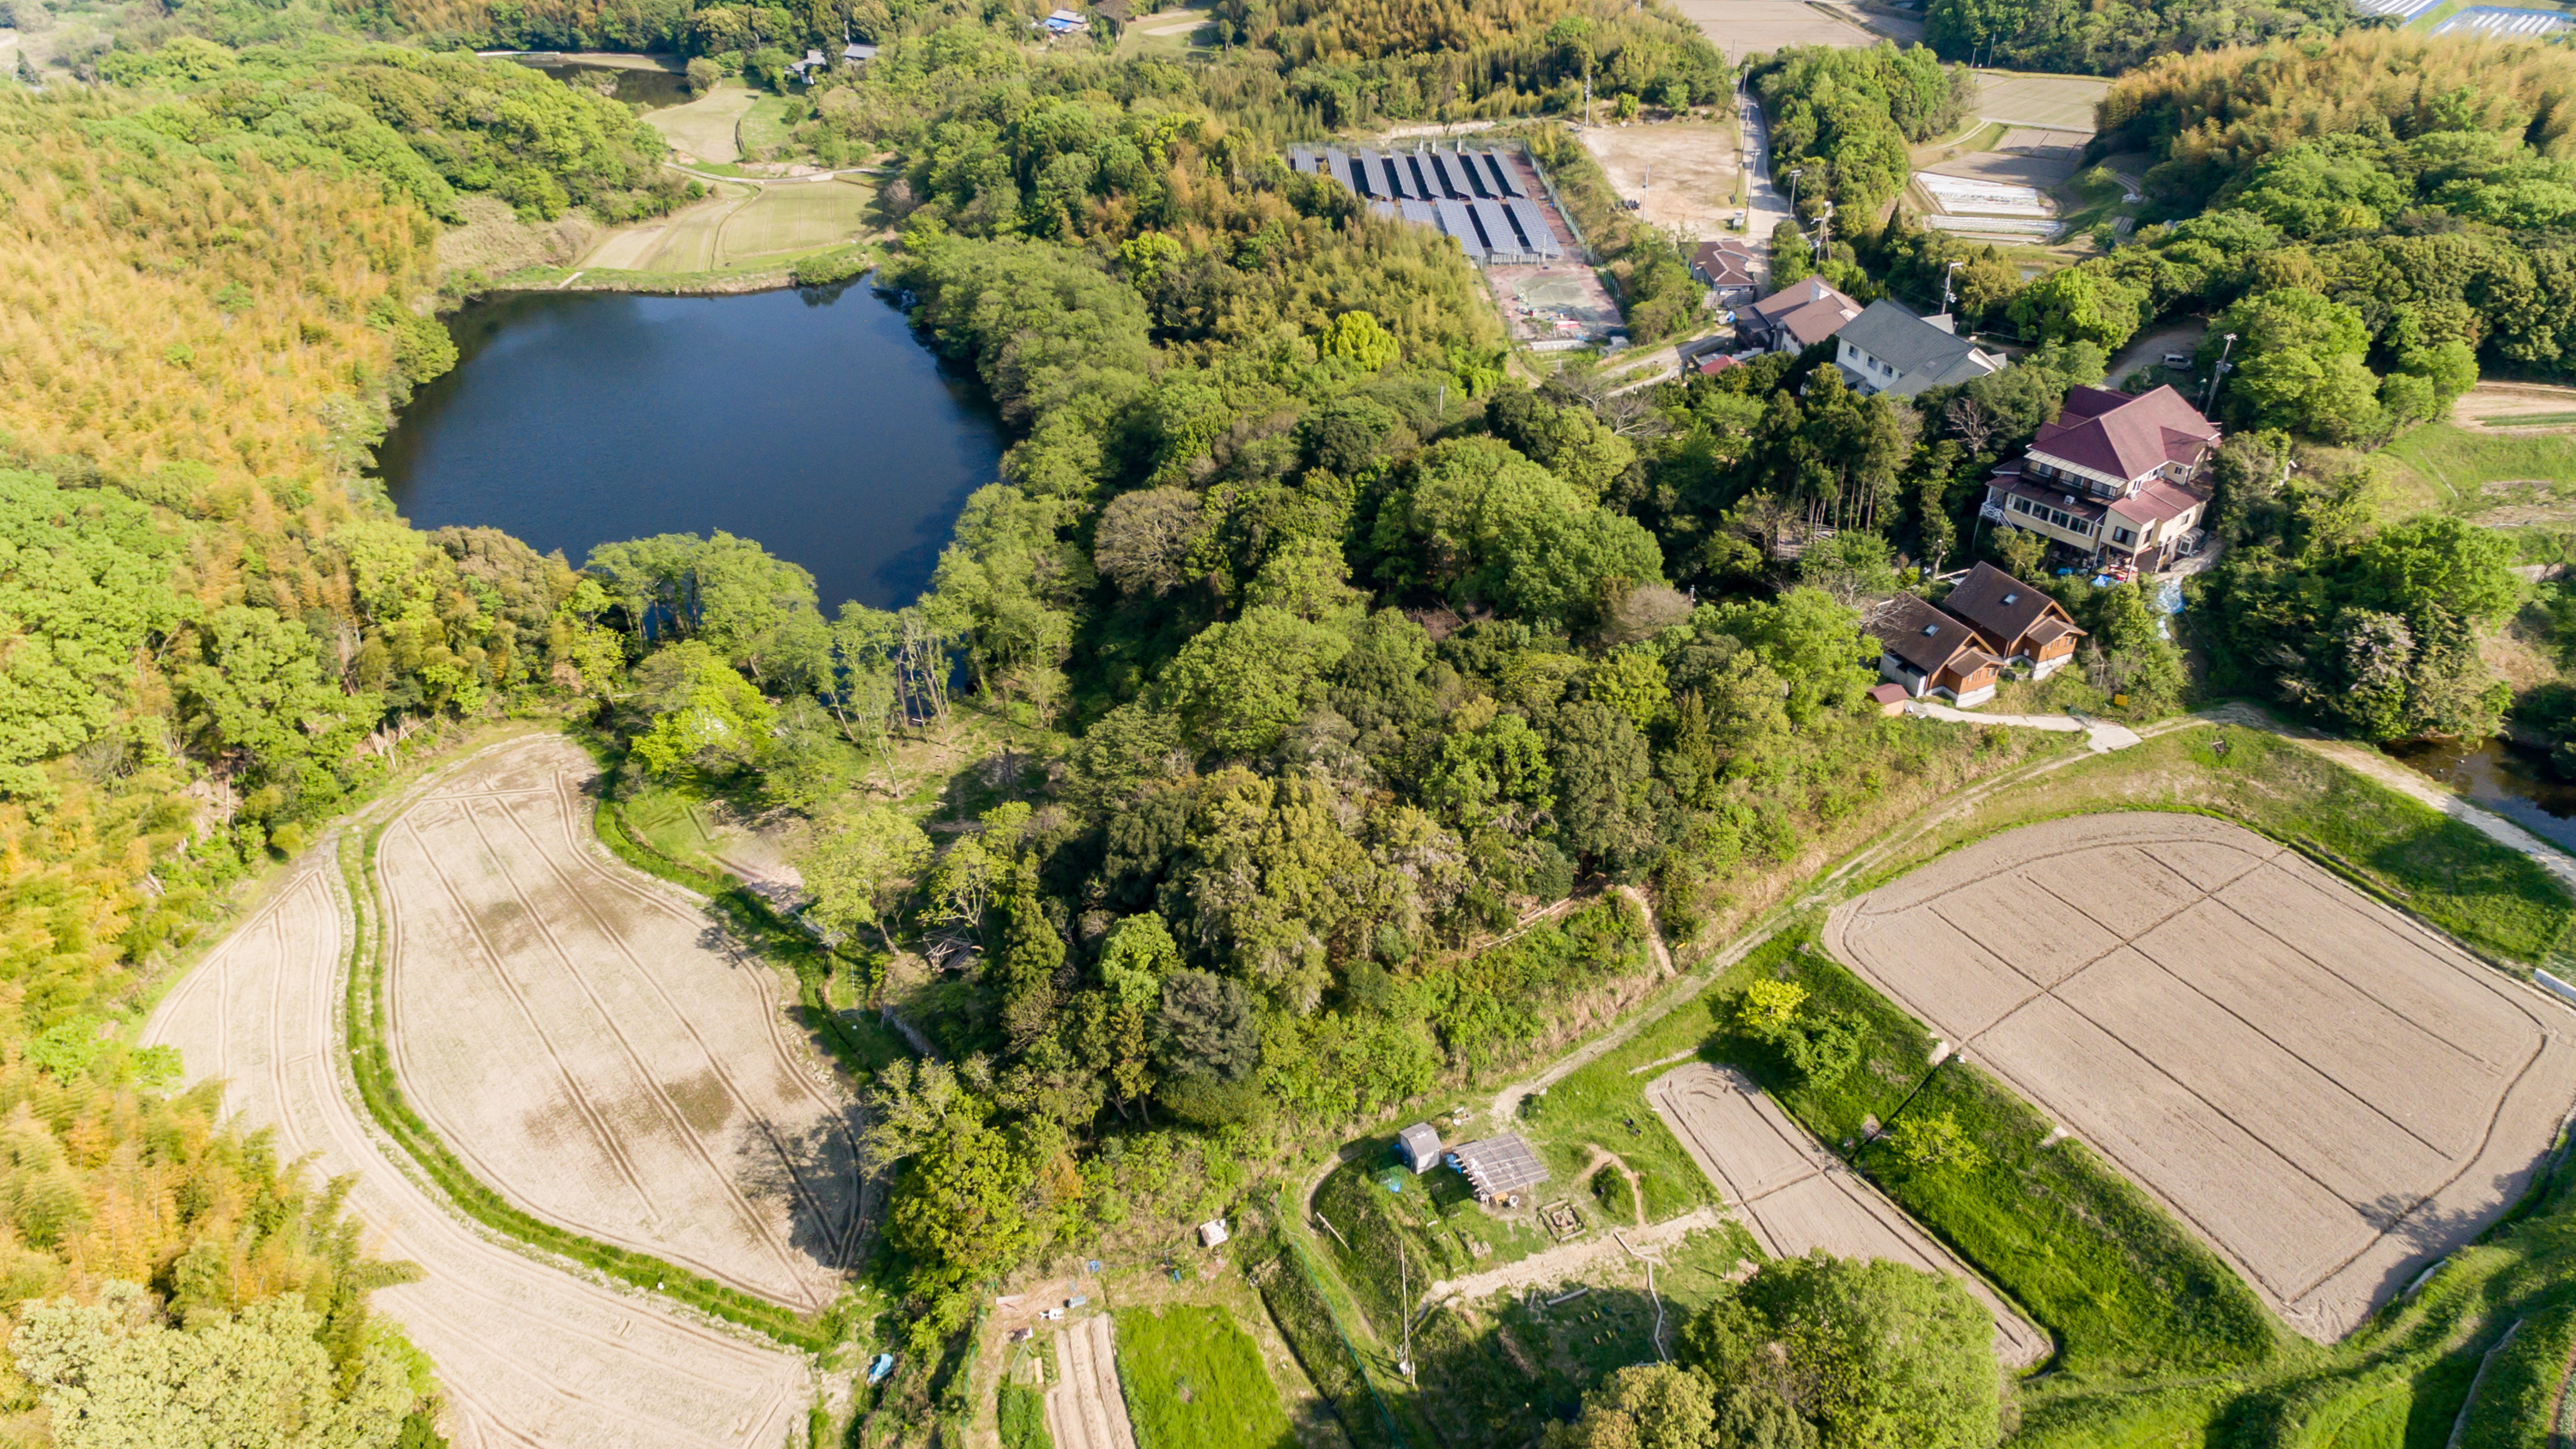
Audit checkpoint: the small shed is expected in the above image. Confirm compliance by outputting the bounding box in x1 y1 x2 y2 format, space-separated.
1869 682 1911 716
1446 1134 1549 1203
1198 1217 1230 1248
841 42 879 62
1042 7 1090 30
1395 1122 1443 1174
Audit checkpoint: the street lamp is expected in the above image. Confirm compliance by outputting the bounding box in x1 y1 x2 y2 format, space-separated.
2201 332 2237 414
1784 167 1804 222
1940 258 1965 315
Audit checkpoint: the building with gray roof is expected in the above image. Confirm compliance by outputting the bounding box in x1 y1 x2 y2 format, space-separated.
1833 299 2002 397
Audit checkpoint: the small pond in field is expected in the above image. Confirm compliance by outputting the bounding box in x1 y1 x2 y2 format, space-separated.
2383 734 2576 854
374 282 1005 612
504 53 693 109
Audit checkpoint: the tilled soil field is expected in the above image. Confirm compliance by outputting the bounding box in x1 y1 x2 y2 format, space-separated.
1826 812 2576 1340
1044 1314 1140 1449
143 845 812 1449
1648 1063 2049 1365
379 735 860 1313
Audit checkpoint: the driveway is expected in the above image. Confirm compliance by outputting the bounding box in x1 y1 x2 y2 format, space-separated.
2108 319 2206 388
1741 90 1791 246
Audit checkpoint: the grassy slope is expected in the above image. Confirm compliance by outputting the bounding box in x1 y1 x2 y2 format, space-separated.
2379 422 2576 502
1116 1306 1299 1449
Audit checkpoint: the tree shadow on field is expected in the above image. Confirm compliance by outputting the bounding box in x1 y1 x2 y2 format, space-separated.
731 1112 872 1275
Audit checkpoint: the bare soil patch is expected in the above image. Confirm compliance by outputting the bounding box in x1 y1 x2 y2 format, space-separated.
2455 380 2576 431
1647 1063 2050 1365
143 822 812 1448
1668 0 1876 57
379 734 861 1313
437 195 601 282
1045 1314 1141 1449
1824 812 2576 1341
1578 121 1742 238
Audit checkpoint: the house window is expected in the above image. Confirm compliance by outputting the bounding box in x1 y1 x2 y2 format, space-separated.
2111 526 2135 545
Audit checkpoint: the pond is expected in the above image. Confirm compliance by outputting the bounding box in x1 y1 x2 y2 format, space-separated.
374 282 1006 613
504 53 692 110
2383 734 2576 854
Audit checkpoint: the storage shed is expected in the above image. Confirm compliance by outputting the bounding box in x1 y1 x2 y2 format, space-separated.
1396 1122 1443 1173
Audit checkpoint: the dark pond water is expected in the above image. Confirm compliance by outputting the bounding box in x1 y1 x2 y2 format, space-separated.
2384 735 2576 854
505 55 691 110
375 283 1005 612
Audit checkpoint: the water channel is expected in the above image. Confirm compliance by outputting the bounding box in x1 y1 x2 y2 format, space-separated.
374 283 1005 612
2384 734 2576 854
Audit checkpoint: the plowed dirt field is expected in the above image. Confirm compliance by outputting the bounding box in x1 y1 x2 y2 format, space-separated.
1826 812 2576 1340
379 735 861 1313
1647 1063 2049 1365
143 817 812 1447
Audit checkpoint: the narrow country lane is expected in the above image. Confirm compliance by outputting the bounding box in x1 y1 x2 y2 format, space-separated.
143 835 813 1449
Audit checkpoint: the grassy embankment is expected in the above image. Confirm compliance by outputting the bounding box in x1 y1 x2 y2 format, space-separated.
2378 422 2576 512
1115 1306 1300 1449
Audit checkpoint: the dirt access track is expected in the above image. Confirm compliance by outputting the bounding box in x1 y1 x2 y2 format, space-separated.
379 734 861 1312
143 774 813 1446
1825 812 2576 1341
1044 1314 1140 1449
1647 1063 2049 1366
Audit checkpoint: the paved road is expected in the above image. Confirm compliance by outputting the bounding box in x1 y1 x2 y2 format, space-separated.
143 752 813 1449
1740 91 1790 246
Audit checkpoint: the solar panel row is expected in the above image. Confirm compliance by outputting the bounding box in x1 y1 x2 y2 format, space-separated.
1285 146 1560 263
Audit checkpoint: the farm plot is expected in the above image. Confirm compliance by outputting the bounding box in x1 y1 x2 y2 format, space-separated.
720 180 872 258
378 734 860 1313
1971 70 2110 131
1647 1063 2049 1366
1045 1314 1141 1449
649 83 757 164
1824 812 2576 1341
143 786 811 1449
1668 0 1874 57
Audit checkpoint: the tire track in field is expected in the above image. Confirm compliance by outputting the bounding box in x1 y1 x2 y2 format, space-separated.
456 793 815 1300
543 768 871 1272
394 812 666 1224
145 818 813 1449
522 769 856 1263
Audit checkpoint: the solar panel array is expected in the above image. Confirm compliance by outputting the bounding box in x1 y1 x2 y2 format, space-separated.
1285 146 1561 264
1445 1135 1550 1199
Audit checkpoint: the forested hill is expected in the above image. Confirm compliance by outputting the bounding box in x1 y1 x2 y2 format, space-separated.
0 45 685 1439
1925 0 2346 76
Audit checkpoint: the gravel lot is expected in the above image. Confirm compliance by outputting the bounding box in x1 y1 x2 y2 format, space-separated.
380 735 861 1313
143 779 813 1448
1648 1063 2050 1365
1825 812 2576 1340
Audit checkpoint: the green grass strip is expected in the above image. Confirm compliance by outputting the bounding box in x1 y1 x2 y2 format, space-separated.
1115 1306 1298 1449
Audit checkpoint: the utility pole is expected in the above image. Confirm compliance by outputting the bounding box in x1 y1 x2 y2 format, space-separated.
2201 331 2237 414
1784 166 1804 229
1940 258 1964 317
1398 1239 1414 1379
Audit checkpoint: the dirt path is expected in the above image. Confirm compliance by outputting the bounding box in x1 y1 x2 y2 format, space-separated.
1420 1207 1728 1306
143 834 812 1449
1905 699 2143 753
1582 1145 1648 1227
2202 701 2576 894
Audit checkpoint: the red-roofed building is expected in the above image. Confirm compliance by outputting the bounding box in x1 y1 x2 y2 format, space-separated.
1980 385 2220 573
1737 276 1863 355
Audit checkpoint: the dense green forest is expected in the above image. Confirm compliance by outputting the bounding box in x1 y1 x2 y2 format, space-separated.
1923 0 2344 76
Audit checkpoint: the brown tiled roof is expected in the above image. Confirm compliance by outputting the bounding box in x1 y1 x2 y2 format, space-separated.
1875 593 1994 676
2110 477 2209 530
1868 682 1911 705
2028 385 2218 484
2026 616 2079 647
1743 276 1862 349
1941 562 2082 654
1692 239 1761 288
